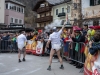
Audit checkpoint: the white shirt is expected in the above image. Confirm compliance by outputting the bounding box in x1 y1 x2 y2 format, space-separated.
49 29 62 45
16 34 27 45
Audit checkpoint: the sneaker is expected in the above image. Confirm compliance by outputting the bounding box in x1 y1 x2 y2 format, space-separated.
23 58 26 61
47 66 51 71
19 59 21 63
60 65 64 69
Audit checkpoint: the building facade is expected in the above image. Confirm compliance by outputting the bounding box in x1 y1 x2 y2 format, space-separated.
0 0 5 24
52 2 72 27
71 0 100 26
5 0 25 26
33 0 53 29
33 0 71 29
82 0 100 26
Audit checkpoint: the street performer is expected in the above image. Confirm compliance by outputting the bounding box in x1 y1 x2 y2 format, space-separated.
46 24 65 70
17 31 27 63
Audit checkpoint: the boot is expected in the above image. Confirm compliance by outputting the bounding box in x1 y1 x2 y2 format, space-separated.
23 58 26 61
59 65 64 69
19 59 21 63
47 66 51 71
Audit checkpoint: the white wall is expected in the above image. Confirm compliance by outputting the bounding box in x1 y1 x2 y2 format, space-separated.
82 0 90 14
0 0 5 23
52 3 71 24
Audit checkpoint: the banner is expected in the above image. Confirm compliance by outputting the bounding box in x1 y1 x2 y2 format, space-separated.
26 40 33 50
84 51 100 75
36 41 43 54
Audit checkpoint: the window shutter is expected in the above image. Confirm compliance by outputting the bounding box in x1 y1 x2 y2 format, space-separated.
90 0 94 6
98 0 100 4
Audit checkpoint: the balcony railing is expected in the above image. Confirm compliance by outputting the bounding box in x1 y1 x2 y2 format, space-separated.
58 12 66 17
37 6 52 14
35 16 53 23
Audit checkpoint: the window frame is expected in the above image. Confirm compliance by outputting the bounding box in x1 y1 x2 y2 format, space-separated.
19 19 22 24
56 9 58 15
62 8 64 13
67 6 70 13
11 18 14 23
15 19 18 24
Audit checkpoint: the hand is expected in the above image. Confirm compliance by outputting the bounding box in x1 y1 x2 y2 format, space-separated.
46 44 49 48
91 62 94 68
71 34 75 38
89 41 92 48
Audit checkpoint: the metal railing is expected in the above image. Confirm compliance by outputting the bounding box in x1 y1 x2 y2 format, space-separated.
0 40 18 53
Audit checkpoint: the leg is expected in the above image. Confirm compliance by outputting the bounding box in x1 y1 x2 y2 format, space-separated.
57 50 64 69
18 49 21 62
49 49 55 66
23 47 26 58
57 50 63 65
23 47 26 61
47 49 55 70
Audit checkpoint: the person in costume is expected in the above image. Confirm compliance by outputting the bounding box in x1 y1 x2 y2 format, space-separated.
46 24 65 70
87 31 100 74
71 29 85 68
87 26 95 41
16 31 27 63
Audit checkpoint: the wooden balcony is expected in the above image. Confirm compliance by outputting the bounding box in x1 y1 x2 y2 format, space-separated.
35 16 53 23
37 6 52 14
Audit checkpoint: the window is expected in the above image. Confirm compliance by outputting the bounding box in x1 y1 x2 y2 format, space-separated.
10 6 12 9
93 20 99 26
11 18 13 23
6 4 8 9
17 7 19 12
21 8 23 13
90 0 100 6
19 20 22 24
67 6 70 13
19 7 20 12
15 19 18 24
56 9 58 15
62 8 64 13
14 6 16 11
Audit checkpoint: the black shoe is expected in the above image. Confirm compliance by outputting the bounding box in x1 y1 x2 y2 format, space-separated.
73 64 77 66
77 65 83 69
70 62 75 64
47 66 51 71
19 59 21 63
76 65 80 68
60 65 64 69
23 58 25 61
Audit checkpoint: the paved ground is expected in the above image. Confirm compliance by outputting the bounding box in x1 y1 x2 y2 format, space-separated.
0 53 83 75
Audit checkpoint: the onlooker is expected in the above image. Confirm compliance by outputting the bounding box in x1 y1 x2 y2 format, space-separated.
71 29 85 68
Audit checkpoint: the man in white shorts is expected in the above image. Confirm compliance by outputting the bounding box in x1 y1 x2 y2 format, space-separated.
17 31 27 63
46 24 65 70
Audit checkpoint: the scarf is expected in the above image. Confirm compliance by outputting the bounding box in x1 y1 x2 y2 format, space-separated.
75 35 80 52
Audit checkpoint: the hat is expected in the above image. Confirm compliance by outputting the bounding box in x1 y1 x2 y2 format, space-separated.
94 26 100 30
74 30 81 33
89 26 95 29
74 27 82 33
52 27 57 31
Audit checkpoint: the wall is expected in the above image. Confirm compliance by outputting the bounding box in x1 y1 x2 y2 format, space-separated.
36 1 52 28
0 0 5 23
5 9 24 25
82 0 90 14
52 3 71 25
